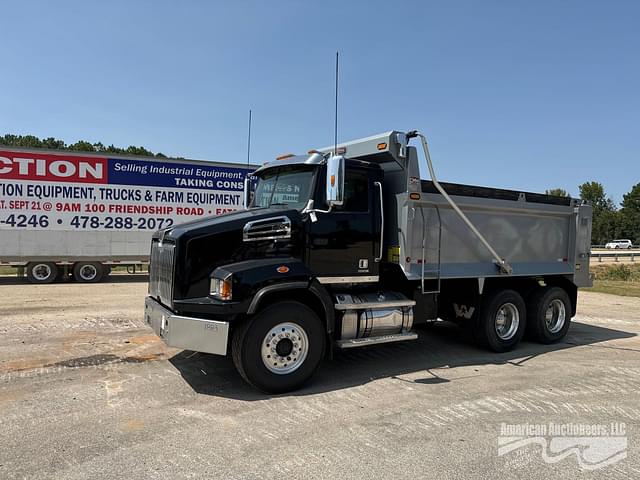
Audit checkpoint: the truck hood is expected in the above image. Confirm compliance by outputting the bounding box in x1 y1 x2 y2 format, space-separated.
155 207 299 243
158 207 305 300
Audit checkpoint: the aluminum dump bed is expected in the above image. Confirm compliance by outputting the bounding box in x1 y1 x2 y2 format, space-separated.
395 181 592 287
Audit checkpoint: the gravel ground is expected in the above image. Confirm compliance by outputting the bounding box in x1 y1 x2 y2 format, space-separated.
0 277 639 479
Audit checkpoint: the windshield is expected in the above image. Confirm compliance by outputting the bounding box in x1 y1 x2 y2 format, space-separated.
251 166 315 209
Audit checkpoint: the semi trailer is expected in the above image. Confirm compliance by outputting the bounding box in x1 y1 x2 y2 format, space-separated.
0 147 254 283
144 130 593 393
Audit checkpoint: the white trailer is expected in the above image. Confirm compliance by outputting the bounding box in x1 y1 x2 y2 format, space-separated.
0 147 255 283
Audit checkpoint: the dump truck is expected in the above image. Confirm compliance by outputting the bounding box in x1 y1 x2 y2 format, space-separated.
0 147 254 283
144 130 593 393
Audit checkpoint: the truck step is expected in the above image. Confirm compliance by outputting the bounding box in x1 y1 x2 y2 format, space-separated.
334 299 415 310
336 332 418 349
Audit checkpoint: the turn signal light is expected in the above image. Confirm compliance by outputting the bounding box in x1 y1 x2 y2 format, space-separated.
377 142 387 150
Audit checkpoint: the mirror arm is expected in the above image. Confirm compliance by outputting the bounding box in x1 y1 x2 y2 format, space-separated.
302 199 332 215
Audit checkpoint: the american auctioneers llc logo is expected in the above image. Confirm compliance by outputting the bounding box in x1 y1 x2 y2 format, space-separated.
498 422 627 470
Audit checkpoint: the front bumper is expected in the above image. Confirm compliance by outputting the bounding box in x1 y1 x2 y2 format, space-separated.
144 296 229 355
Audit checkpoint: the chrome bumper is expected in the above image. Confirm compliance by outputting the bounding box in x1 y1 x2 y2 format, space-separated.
144 296 229 355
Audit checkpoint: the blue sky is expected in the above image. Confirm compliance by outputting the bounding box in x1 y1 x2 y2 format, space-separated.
1 1 638 203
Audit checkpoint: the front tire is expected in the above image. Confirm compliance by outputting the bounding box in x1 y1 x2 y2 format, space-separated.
232 301 325 393
526 286 571 344
474 289 526 352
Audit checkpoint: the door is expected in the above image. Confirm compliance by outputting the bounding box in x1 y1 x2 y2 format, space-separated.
306 165 382 281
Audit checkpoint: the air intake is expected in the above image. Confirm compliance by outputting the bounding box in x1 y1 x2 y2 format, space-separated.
243 216 292 242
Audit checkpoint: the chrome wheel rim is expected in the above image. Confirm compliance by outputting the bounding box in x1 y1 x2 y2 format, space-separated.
545 299 566 334
79 264 97 281
495 303 520 340
261 322 309 375
32 264 52 281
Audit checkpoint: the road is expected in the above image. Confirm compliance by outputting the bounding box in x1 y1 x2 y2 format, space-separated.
1 277 639 479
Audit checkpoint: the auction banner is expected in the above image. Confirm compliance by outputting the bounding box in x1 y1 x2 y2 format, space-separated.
0 150 254 231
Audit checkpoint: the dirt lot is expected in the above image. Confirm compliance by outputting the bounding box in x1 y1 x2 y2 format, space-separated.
1 277 639 479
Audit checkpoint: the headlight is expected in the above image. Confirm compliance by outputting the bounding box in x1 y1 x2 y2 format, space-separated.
210 274 232 300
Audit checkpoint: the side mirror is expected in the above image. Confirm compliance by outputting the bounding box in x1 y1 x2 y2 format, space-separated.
243 177 251 209
326 155 345 207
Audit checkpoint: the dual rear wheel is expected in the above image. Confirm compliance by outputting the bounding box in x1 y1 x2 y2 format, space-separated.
473 286 571 352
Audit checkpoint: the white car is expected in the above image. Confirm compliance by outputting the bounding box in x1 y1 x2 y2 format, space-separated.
605 239 633 249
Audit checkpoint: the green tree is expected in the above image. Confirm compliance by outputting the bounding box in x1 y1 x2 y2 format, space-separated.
579 181 618 245
545 188 569 197
41 137 65 149
0 133 165 158
619 183 640 244
68 140 96 152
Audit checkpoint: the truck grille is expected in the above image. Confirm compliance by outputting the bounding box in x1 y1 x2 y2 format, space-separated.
149 241 176 308
242 216 292 242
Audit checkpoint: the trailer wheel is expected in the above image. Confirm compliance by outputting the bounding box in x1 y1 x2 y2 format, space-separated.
474 289 526 352
526 286 571 344
26 262 58 284
72 262 104 283
232 301 325 393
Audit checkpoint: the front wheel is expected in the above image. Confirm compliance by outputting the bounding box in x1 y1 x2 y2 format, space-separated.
232 301 325 393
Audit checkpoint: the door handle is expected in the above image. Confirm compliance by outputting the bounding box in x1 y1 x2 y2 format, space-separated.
374 181 383 262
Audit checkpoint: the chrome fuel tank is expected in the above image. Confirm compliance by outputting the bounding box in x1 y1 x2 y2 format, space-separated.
335 291 415 340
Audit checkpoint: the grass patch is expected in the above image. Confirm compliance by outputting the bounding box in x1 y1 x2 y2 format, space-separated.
585 264 640 297
0 266 15 275
590 263 640 281
584 280 640 298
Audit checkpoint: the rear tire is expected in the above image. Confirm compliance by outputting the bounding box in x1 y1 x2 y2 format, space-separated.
232 301 325 393
526 286 571 344
474 289 526 353
26 262 58 284
72 262 104 283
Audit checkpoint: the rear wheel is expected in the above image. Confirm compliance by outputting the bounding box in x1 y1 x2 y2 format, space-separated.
73 262 104 283
474 289 526 352
526 286 571 343
232 301 325 393
26 262 58 284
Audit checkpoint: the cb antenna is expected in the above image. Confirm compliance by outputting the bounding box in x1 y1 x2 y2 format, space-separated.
246 109 252 165
334 51 339 155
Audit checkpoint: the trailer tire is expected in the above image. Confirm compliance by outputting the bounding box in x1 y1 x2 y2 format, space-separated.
232 301 325 394
474 289 526 353
526 286 571 344
72 262 104 283
26 262 58 284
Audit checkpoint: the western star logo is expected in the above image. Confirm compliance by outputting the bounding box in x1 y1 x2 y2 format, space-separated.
0 150 107 184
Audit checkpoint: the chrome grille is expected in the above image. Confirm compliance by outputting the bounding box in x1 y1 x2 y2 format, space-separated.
243 216 292 242
149 241 176 307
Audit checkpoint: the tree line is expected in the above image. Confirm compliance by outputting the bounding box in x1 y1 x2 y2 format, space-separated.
546 183 640 245
0 133 167 158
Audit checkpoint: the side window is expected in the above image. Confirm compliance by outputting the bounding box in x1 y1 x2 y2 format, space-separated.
336 169 369 212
